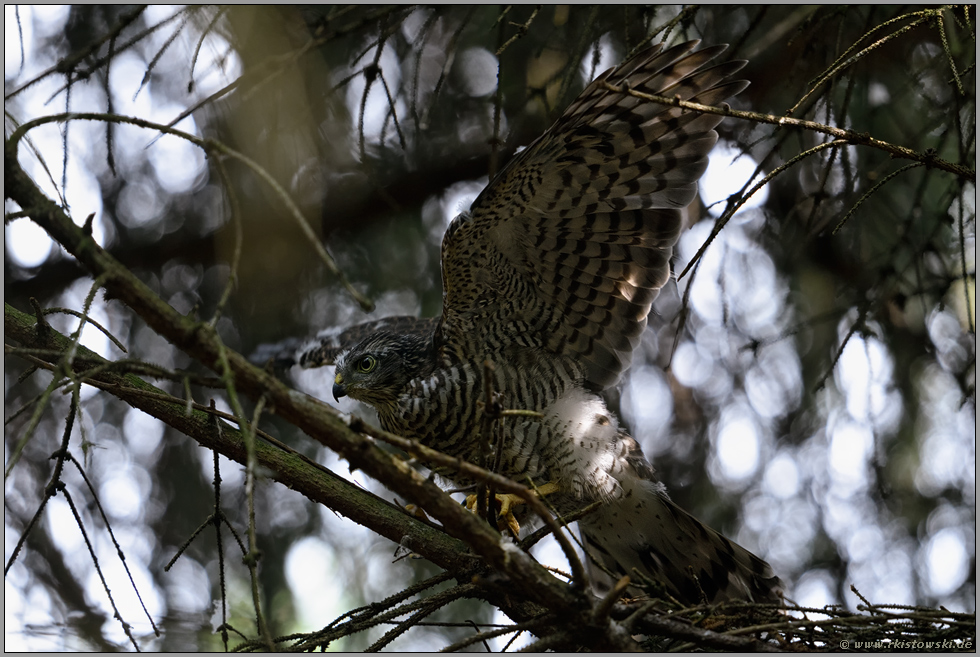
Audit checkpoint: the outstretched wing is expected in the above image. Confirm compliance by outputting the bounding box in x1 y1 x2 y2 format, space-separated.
437 40 748 390
253 316 439 369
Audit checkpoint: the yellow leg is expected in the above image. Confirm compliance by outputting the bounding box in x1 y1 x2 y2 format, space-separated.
465 481 560 536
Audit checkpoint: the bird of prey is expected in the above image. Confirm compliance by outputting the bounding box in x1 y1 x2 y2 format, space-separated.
265 40 781 605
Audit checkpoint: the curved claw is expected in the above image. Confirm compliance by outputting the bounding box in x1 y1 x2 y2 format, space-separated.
496 494 525 537
464 482 560 537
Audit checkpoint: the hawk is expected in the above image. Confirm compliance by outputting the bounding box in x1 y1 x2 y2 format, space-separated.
265 40 781 605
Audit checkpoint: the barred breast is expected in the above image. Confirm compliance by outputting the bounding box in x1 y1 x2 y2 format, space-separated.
376 352 628 505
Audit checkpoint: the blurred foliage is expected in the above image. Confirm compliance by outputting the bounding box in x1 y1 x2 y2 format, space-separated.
4 4 975 651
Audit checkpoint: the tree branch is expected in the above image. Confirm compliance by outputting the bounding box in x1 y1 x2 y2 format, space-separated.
6 143 643 645
597 81 976 181
4 302 472 573
6 300 593 642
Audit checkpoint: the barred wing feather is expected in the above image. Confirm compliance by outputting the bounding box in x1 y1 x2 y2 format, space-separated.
438 40 748 389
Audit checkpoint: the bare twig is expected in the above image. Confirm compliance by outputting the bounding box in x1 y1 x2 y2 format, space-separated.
595 81 975 181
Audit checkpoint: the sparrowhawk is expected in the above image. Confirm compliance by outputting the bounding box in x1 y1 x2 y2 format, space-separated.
265 40 782 605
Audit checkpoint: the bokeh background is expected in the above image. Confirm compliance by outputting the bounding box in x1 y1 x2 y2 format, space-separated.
5 5 975 650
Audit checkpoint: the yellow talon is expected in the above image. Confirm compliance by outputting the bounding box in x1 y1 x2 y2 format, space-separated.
404 503 429 521
464 482 560 537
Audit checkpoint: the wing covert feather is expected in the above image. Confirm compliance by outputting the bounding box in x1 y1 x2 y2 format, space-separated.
438 41 747 389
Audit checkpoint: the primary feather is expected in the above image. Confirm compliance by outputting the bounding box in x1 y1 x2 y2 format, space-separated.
264 40 781 605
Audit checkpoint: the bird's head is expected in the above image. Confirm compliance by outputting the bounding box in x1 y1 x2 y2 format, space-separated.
332 331 431 409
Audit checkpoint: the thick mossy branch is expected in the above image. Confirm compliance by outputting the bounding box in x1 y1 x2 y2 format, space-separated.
6 300 591 643
5 147 647 648
4 302 468 573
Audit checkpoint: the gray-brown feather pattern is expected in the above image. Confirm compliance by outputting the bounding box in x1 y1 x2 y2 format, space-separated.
438 41 747 389
253 316 439 369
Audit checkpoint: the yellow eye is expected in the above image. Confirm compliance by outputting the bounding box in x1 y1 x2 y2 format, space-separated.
357 355 377 373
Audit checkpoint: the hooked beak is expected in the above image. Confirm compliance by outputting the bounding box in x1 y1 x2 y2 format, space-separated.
332 373 347 401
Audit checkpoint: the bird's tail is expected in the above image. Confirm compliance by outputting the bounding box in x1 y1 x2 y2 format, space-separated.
578 464 782 605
